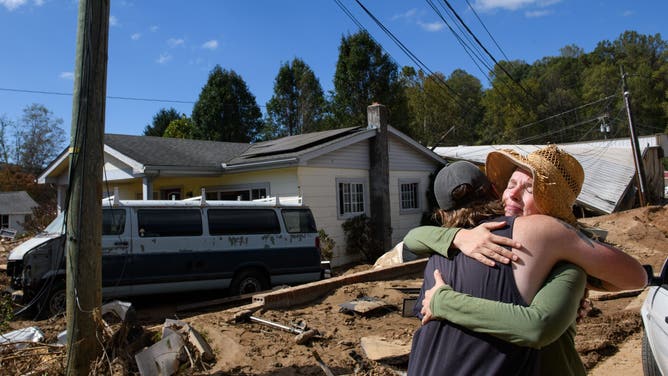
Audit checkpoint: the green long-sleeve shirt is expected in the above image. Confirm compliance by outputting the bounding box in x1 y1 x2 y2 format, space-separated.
404 225 587 376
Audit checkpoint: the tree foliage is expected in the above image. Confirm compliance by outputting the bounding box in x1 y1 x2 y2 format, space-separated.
163 116 195 139
12 104 66 175
331 31 408 131
143 108 181 137
263 58 326 140
191 66 263 142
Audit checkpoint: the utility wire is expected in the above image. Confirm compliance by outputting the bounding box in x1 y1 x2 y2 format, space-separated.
464 0 510 61
350 0 469 109
426 0 494 81
440 0 531 97
517 94 619 130
0 86 196 104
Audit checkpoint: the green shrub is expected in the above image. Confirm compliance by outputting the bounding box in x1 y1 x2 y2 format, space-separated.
341 214 384 262
0 294 14 332
318 229 335 261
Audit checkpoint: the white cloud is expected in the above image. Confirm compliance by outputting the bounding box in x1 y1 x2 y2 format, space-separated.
201 40 218 50
34 0 44 6
156 53 172 64
525 9 551 18
60 72 74 80
474 0 561 11
131 33 141 40
622 10 634 17
418 21 445 32
0 0 28 11
167 38 185 48
150 25 159 32
109 15 119 27
392 8 418 21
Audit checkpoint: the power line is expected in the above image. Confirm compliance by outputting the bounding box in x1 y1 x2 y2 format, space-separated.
438 0 532 98
464 0 510 62
349 0 469 110
0 86 195 104
0 86 271 108
517 94 619 130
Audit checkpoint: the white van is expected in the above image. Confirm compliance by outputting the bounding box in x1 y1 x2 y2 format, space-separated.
6 197 325 317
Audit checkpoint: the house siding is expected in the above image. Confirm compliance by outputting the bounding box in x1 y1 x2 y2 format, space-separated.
307 140 370 169
298 166 369 267
388 136 438 171
389 171 432 246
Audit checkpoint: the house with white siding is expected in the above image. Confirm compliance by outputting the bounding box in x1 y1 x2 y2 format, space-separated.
0 191 38 237
38 104 445 266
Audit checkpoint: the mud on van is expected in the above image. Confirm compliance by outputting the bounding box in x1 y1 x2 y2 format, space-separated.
6 197 326 317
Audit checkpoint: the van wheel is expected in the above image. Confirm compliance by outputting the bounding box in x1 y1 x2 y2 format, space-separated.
230 269 269 296
37 281 66 319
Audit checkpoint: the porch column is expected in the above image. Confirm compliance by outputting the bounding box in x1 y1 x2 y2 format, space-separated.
142 176 153 200
57 184 67 213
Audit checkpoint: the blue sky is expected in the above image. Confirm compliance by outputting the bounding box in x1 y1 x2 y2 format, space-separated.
0 0 665 139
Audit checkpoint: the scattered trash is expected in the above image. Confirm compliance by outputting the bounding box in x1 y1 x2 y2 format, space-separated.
135 331 185 376
360 336 411 365
236 311 319 345
134 318 215 376
339 296 394 315
0 326 44 349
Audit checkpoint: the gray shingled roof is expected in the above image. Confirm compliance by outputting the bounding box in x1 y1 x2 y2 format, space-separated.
105 134 251 168
229 126 365 165
0 191 38 214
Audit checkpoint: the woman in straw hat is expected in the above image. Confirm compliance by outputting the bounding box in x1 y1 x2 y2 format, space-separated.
405 145 647 375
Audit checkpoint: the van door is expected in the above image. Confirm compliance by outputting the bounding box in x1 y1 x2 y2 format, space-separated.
130 208 206 295
101 208 132 295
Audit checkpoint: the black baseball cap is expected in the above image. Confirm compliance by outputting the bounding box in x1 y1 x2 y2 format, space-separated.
434 161 494 210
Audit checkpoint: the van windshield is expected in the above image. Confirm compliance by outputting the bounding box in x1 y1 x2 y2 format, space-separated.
42 211 66 235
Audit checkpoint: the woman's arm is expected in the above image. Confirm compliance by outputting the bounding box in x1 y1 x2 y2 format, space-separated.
424 263 586 349
403 223 519 266
520 215 647 291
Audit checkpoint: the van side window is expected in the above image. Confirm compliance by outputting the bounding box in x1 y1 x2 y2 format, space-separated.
102 209 126 235
281 209 317 234
208 209 280 235
137 209 202 237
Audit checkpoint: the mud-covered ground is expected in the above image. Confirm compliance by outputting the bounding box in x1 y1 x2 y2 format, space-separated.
1 204 666 375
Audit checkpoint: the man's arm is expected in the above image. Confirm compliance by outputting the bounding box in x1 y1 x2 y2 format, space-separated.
426 263 586 349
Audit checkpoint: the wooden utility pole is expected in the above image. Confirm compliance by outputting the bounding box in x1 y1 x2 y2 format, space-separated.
65 1 109 375
620 65 648 207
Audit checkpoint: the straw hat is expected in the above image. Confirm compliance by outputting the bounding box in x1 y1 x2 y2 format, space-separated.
485 145 584 224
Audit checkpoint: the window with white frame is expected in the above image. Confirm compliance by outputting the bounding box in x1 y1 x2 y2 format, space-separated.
399 181 420 212
203 184 269 201
337 179 365 218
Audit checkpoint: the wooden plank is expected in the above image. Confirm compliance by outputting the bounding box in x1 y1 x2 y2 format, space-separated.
360 336 411 364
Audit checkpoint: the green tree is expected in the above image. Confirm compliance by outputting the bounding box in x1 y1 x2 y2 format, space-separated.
163 116 195 139
143 107 181 137
479 60 537 143
331 31 408 130
264 58 326 138
402 69 483 146
15 104 66 175
0 115 13 164
191 66 263 142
